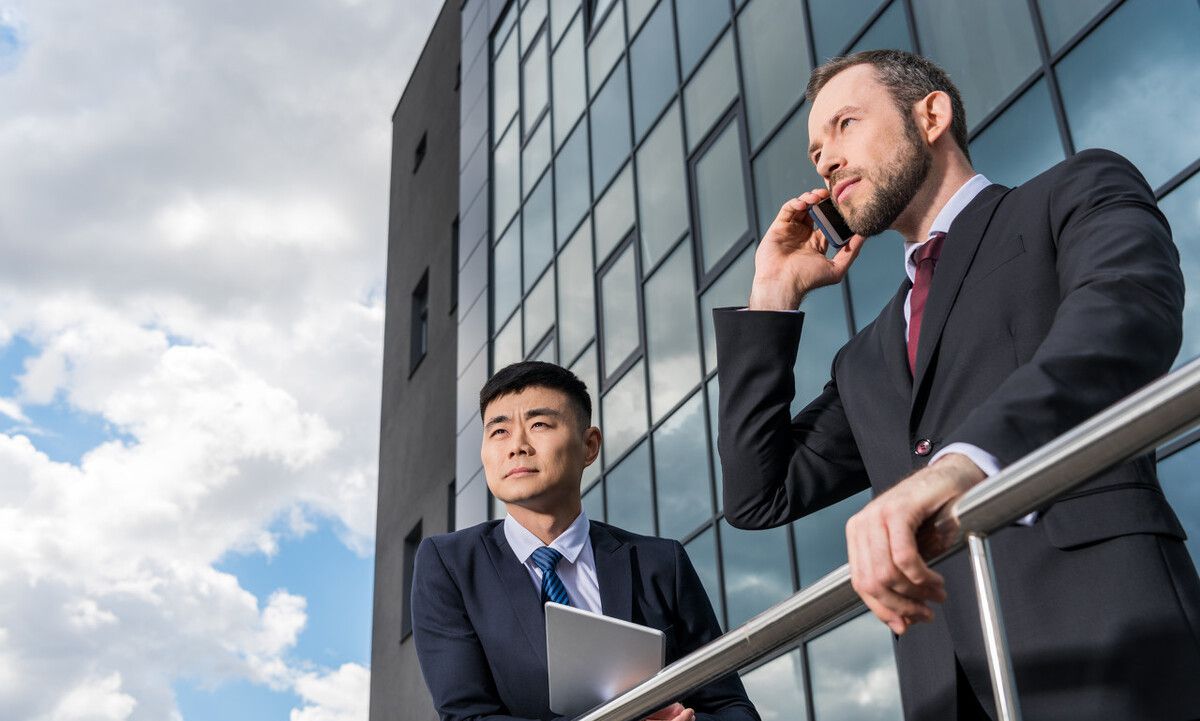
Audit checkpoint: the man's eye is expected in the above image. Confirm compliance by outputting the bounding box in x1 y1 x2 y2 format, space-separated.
840 117 855 130
490 428 507 437
531 421 547 428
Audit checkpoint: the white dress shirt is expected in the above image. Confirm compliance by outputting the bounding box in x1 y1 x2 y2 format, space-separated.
503 511 603 613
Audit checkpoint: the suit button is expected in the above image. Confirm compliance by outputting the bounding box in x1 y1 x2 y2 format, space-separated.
914 439 933 456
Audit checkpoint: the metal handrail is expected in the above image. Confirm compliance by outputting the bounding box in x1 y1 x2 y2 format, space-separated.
576 356 1200 721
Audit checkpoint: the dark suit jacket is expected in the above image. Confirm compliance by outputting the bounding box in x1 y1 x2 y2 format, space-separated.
411 519 760 721
714 149 1200 720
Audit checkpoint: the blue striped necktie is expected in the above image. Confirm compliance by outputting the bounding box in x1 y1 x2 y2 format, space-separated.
530 546 572 607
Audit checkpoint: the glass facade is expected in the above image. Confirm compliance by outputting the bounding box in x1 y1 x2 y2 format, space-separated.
461 0 1200 715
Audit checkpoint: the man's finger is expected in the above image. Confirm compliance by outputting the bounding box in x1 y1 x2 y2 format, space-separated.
886 513 946 602
864 515 935 622
830 234 866 276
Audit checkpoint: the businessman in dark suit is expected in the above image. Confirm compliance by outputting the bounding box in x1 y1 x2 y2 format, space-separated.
411 361 759 721
714 50 1200 720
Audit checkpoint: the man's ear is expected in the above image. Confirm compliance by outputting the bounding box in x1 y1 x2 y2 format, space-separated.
915 90 954 146
582 426 602 467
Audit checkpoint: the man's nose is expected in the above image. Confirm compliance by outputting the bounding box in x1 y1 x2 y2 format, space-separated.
507 427 532 456
817 152 842 181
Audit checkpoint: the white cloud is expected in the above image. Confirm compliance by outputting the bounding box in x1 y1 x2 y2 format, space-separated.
0 0 443 717
290 663 371 721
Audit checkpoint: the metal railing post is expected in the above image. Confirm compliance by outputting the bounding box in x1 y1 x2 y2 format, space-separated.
966 532 1022 721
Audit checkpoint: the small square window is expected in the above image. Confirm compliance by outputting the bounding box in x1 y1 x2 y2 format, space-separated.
411 270 430 373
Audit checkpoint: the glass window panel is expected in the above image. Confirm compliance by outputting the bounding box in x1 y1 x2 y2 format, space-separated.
557 220 596 365
793 285 848 416
582 476 605 520
493 313 523 370
738 0 810 147
606 440 655 535
645 243 703 420
696 121 751 272
522 32 550 137
707 377 723 507
551 0 579 46
1056 0 1200 190
636 104 689 268
522 116 552 195
590 60 633 195
553 13 587 149
751 108 824 238
1037 0 1110 52
629 0 679 141
808 612 904 720
675 0 730 78
653 392 713 540
493 218 522 326
699 244 754 372
684 526 723 628
493 123 521 234
684 31 738 152
600 243 641 374
493 31 520 133
494 8 518 59
846 231 905 330
588 0 626 96
741 650 809 721
626 0 657 37
911 0 1040 129
571 344 602 488
809 0 886 62
720 519 793 627
520 0 548 54
1159 172 1200 368
969 79 1063 189
556 121 591 241
522 174 554 292
1160 444 1200 570
595 162 636 263
524 268 555 354
532 334 557 362
792 490 869 587
848 0 912 53
602 361 649 465
492 491 507 520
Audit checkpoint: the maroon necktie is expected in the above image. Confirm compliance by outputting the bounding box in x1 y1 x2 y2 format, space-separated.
907 232 946 375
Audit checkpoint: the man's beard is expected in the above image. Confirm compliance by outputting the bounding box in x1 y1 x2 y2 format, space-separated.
839 122 932 237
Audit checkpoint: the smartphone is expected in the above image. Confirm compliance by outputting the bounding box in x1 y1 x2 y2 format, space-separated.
808 198 854 248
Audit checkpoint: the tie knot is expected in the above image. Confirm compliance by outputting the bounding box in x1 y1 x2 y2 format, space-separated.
530 546 563 573
917 232 946 265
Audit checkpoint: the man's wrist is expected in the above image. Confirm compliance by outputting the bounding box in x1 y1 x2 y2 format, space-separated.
931 452 986 492
748 278 804 310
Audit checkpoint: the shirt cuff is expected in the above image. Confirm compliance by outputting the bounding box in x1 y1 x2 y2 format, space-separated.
932 443 1037 526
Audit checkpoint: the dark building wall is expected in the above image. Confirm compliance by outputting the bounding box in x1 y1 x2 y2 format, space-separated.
369 2 461 720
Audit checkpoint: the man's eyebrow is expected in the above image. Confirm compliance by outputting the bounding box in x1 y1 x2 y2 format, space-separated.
484 414 510 429
808 105 864 155
523 408 564 420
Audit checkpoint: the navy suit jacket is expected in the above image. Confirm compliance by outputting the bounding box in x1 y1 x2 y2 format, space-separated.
411 519 760 721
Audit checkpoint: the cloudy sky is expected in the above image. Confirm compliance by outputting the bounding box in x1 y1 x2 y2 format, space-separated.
0 0 441 718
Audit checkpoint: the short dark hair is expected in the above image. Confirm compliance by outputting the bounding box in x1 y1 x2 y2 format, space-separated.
479 361 592 427
806 49 970 161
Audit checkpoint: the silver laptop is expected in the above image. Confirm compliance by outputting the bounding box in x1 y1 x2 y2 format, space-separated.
545 602 665 717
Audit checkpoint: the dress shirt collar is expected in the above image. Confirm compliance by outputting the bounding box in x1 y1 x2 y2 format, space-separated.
503 510 591 565
904 173 992 282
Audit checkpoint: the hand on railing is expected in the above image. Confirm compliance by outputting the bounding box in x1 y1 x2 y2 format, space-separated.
641 702 694 721
845 452 984 635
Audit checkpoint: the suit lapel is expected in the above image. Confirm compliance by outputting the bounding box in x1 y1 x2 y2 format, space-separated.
483 522 548 663
878 278 914 397
911 185 1009 406
590 522 633 622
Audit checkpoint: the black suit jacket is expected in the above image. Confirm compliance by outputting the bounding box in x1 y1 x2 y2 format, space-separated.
715 150 1200 720
411 519 760 721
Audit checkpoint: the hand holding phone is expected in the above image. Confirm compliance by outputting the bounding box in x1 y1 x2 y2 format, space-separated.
808 198 854 249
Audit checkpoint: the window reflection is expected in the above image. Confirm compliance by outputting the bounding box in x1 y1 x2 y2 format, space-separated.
522 32 549 137
588 0 625 97
794 284 848 416
582 476 605 521
696 120 752 273
1159 444 1200 570
1055 0 1200 189
520 0 547 54
523 174 554 292
493 313 522 371
720 519 793 627
493 30 519 133
1158 172 1200 368
599 243 640 375
524 269 555 355
741 649 809 721
751 108 824 237
807 612 903 721
522 116 552 195
571 344 602 488
793 490 869 587
591 58 634 202
493 124 521 234
685 526 724 629
846 231 905 330
601 361 649 464
629 0 678 140
737 0 810 147
654 392 713 540
1036 0 1110 52
557 220 596 366
645 243 702 420
594 163 637 265
493 218 522 327
684 31 738 152
911 0 1040 128
809 0 887 61
699 244 755 373
675 0 730 78
555 121 591 242
848 0 911 54
969 79 1063 189
605 440 655 536
552 13 587 149
636 104 690 269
